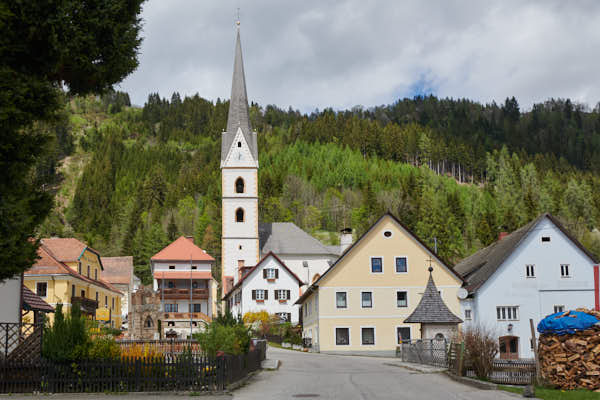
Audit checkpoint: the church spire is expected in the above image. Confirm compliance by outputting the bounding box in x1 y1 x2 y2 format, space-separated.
222 24 257 162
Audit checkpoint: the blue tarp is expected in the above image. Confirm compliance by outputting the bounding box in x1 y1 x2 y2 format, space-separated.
537 311 600 335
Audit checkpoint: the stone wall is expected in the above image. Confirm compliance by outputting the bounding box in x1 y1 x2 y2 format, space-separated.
129 286 161 340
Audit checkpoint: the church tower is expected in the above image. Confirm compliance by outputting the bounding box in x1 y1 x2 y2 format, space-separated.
221 24 259 292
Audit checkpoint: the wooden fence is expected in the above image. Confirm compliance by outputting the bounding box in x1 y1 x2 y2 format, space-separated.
116 339 202 355
0 341 267 393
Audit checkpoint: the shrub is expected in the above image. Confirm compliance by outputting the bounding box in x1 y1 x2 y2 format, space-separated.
42 304 91 362
463 324 499 379
88 336 121 360
193 318 251 357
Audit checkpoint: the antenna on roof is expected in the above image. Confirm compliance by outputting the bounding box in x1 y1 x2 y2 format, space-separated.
236 8 240 26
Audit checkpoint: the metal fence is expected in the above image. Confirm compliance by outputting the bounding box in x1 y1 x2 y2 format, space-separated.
0 340 267 393
465 359 535 385
116 339 202 355
400 339 448 367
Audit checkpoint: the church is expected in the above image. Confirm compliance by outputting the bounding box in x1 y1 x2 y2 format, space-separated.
220 24 343 320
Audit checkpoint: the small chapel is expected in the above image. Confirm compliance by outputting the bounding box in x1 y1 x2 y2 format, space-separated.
220 24 341 314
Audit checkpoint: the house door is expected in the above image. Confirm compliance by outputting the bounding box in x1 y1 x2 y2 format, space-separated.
499 336 519 359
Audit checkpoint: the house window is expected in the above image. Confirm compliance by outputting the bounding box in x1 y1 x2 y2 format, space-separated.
275 289 289 301
383 231 392 238
94 269 97 280
397 291 407 307
237 141 242 147
145 317 153 328
36 282 47 297
165 303 178 312
335 327 350 345
95 292 99 302
361 292 372 308
168 281 175 288
191 265 197 270
105 296 108 308
396 257 407 273
87 265 90 277
554 305 565 314
236 208 244 222
253 289 266 301
192 281 198 289
497 306 519 321
361 327 375 345
561 264 570 278
78 262 82 274
465 309 472 320
112 298 115 310
264 268 278 279
397 327 411 344
235 177 245 193
190 303 201 313
526 264 535 278
169 265 175 270
81 289 85 298
542 236 551 242
167 321 175 327
371 257 383 273
336 292 347 308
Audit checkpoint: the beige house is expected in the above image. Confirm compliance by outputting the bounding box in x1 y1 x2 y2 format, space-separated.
296 213 464 356
101 256 141 322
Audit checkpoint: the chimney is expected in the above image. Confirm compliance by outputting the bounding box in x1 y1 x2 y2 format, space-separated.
186 236 194 243
340 228 353 253
498 232 508 241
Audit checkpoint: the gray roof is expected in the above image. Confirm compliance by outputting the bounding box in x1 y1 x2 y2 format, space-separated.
259 223 338 256
221 27 257 162
404 272 462 324
453 213 598 295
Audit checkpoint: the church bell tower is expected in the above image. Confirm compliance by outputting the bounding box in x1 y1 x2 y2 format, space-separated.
221 23 259 292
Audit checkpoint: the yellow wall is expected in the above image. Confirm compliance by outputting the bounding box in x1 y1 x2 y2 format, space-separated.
302 215 462 354
25 248 122 328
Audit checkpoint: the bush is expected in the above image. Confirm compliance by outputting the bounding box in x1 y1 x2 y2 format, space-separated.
193 317 251 357
463 324 499 379
42 304 91 362
88 336 121 360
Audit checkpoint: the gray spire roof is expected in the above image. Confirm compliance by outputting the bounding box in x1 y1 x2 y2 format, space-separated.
222 27 257 162
404 271 463 324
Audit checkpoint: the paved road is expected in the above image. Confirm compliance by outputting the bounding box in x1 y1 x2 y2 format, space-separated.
234 346 521 400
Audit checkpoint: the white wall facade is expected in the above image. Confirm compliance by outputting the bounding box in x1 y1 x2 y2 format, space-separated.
461 217 596 359
269 254 336 290
228 255 301 324
0 275 22 324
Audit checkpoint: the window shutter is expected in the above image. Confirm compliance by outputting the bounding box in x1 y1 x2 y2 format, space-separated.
252 290 256 300
274 290 279 300
263 269 267 278
264 290 268 300
286 290 290 300
275 269 279 279
287 313 291 322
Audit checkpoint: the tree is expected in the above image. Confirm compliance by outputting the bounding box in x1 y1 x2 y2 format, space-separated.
0 1 144 281
167 213 178 241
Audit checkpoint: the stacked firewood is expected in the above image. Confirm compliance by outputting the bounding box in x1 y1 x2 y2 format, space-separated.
538 308 600 390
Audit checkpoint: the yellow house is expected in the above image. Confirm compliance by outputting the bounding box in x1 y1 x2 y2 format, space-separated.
296 213 464 356
24 238 122 328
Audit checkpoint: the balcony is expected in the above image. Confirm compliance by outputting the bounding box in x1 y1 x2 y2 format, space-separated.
163 312 211 322
72 296 99 315
157 288 209 300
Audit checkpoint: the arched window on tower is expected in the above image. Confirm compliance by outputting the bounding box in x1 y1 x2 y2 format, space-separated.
237 141 242 147
235 177 245 193
236 208 245 222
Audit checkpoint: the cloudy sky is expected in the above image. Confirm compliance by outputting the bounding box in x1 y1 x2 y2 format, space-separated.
119 1 600 112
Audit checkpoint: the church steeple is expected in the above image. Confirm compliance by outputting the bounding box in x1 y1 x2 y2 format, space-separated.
221 25 257 163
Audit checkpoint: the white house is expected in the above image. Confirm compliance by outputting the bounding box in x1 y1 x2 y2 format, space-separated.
454 213 599 359
224 252 304 324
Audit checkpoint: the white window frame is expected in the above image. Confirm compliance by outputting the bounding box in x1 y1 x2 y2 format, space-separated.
395 256 408 274
396 290 408 308
360 326 376 346
560 264 571 278
255 289 265 300
496 306 519 321
361 291 373 308
554 305 565 314
335 291 347 309
396 326 412 345
334 326 351 346
370 256 384 274
265 268 276 279
277 289 288 300
464 309 472 320
526 264 535 278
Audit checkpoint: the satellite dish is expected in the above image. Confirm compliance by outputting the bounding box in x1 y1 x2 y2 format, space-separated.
457 288 468 300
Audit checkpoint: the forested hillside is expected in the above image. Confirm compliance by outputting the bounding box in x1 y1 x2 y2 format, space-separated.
37 92 600 284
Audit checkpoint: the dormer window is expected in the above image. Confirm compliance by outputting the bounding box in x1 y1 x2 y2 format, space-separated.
542 237 551 242
264 268 278 280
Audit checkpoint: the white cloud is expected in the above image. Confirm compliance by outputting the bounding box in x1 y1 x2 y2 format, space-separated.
118 0 600 111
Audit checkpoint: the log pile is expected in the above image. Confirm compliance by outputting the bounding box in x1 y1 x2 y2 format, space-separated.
538 308 600 390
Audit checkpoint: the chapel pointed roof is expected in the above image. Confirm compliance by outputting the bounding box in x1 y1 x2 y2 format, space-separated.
404 268 463 324
222 26 257 162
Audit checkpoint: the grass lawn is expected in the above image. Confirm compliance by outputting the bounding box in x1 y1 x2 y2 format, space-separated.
498 385 600 399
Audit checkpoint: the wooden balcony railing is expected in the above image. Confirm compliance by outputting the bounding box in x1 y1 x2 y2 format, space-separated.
163 312 211 322
157 288 209 299
72 296 99 314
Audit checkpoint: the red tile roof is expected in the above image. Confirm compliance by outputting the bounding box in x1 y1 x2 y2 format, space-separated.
22 285 54 313
151 236 215 262
26 245 122 295
152 271 213 280
41 238 100 263
101 256 133 285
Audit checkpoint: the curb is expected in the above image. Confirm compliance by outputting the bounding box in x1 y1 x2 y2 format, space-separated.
226 369 261 392
444 371 498 390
